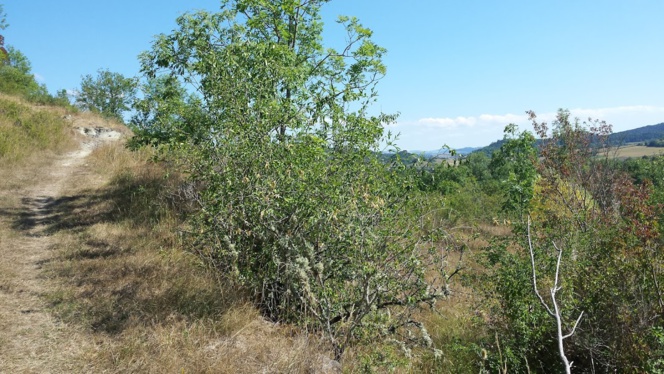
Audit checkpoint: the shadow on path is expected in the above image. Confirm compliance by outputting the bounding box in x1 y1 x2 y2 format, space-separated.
0 193 110 237
0 172 238 336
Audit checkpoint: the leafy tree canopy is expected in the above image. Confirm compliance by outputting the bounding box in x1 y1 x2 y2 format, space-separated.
489 123 538 216
0 4 8 31
0 47 41 95
76 69 137 122
136 0 392 147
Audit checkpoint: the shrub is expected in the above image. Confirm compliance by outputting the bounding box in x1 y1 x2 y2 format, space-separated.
136 0 449 358
483 110 664 371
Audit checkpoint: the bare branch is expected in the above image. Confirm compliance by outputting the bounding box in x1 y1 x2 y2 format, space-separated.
527 217 555 317
527 216 584 374
563 311 584 340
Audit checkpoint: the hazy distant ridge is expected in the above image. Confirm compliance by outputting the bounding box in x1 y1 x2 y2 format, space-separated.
466 121 664 156
609 122 664 144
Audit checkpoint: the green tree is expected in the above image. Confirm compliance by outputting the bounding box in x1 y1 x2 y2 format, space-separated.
464 151 493 186
0 47 41 95
76 69 136 121
489 123 538 217
139 0 448 359
7 46 31 75
0 4 8 31
130 75 206 147
0 5 8 65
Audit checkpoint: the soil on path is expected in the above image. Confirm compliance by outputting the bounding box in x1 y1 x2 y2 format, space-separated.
0 126 123 373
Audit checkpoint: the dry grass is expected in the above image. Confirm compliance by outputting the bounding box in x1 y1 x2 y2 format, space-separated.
0 101 336 372
38 139 338 373
49 226 333 372
404 219 515 373
1 97 504 372
69 109 132 133
613 145 664 159
0 104 99 372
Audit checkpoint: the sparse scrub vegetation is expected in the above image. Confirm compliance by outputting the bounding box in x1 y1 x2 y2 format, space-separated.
1 1 662 372
477 111 664 372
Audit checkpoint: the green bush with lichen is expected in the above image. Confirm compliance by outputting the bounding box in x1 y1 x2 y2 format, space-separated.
135 0 449 360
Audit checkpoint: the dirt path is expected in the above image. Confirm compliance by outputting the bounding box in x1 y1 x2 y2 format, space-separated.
0 127 122 373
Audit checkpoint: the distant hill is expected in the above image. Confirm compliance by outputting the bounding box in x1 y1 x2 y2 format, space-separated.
455 146 481 155
609 122 664 145
472 139 508 156
408 122 664 158
379 150 423 165
408 146 480 159
471 121 664 155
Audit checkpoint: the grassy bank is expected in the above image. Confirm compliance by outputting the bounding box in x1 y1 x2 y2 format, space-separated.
0 94 75 163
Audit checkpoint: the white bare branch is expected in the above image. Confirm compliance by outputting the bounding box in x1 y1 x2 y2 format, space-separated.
527 216 584 374
563 311 584 340
527 218 555 317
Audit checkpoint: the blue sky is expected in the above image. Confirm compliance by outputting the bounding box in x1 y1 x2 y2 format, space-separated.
4 1 664 150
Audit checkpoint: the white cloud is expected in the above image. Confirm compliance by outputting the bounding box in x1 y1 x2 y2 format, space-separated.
33 73 45 83
391 105 664 150
478 113 527 123
417 116 477 128
414 112 525 129
406 106 664 131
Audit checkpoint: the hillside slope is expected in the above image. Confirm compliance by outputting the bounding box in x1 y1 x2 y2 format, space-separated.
0 101 125 372
609 122 664 144
472 121 664 155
